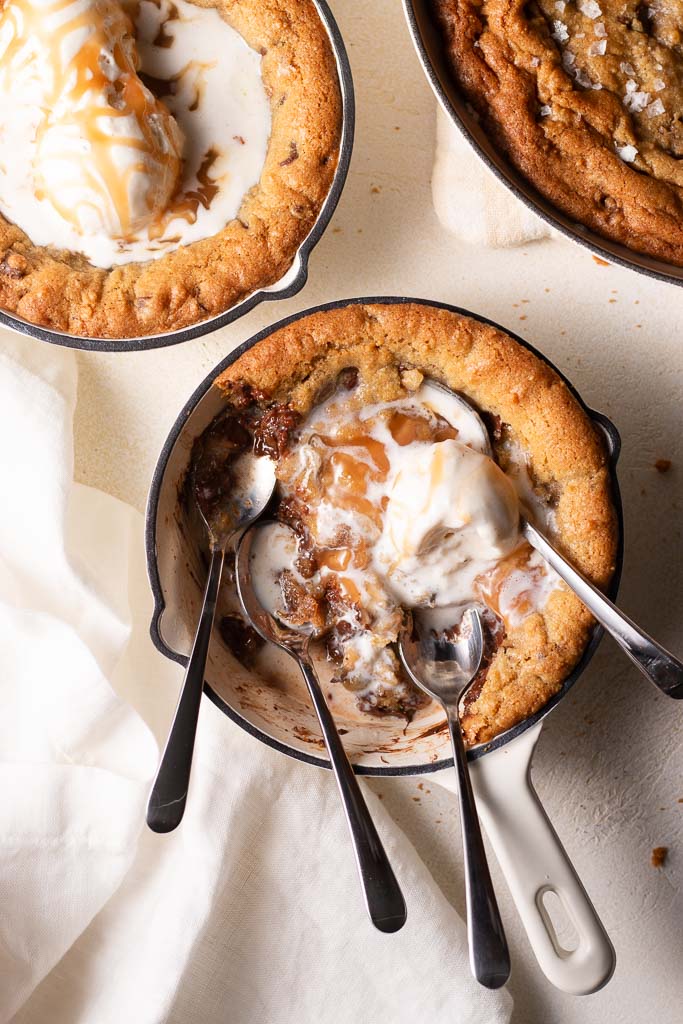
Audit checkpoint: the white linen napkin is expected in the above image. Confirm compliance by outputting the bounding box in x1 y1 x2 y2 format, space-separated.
0 331 512 1024
432 106 555 247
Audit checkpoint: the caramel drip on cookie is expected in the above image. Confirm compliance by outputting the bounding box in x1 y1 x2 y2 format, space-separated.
477 544 554 628
148 139 220 240
303 409 459 541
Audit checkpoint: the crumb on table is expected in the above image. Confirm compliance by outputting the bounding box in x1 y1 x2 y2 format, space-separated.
651 846 668 869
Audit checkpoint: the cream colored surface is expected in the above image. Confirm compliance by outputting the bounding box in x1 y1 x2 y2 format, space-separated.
1 0 680 1020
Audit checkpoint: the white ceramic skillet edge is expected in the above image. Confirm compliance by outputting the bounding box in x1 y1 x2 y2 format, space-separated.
146 297 622 994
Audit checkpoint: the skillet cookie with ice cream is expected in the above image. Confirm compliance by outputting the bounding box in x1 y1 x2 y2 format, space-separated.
0 0 341 338
432 0 683 266
195 302 618 748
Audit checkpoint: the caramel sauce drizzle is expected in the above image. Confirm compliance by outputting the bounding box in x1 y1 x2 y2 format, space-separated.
0 0 179 238
148 143 220 240
477 543 542 620
306 408 460 566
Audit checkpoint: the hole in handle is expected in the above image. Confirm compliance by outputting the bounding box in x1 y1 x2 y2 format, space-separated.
538 887 580 956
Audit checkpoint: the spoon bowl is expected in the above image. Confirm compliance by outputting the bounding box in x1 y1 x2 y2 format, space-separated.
233 521 313 656
398 606 485 708
193 422 278 546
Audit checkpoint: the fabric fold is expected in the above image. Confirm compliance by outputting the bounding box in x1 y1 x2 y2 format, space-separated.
432 105 555 248
0 331 512 1024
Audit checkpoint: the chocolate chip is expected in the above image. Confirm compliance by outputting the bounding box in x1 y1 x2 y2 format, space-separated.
253 405 301 460
337 367 359 390
0 254 27 279
219 615 263 667
279 141 299 167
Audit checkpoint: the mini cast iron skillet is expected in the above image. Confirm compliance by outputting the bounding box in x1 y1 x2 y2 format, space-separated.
146 297 623 995
403 0 683 288
0 0 355 352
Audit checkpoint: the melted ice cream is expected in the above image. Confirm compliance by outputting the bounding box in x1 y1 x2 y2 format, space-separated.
260 380 564 696
377 438 521 606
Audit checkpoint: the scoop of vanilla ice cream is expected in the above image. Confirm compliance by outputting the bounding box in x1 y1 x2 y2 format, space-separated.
0 0 182 239
376 439 521 606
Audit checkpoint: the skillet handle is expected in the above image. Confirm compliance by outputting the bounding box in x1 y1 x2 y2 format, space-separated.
469 723 615 994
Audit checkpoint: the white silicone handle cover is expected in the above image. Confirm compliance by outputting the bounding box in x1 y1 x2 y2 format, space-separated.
469 723 615 994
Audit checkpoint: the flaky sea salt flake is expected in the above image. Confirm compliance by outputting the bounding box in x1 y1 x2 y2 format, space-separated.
594 21 607 36
624 88 650 112
615 143 637 163
578 0 602 18
531 55 541 67
554 0 566 9
647 98 665 116
620 62 636 76
653 78 666 92
540 105 552 116
552 20 570 42
588 39 607 55
575 67 594 88
562 50 576 68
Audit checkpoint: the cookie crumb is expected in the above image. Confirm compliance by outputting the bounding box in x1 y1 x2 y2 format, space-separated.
399 366 424 392
651 846 668 868
655 459 672 473
592 255 610 266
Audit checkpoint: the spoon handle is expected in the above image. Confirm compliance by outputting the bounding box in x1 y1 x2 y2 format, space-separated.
523 519 683 698
446 706 510 989
147 546 226 833
297 657 407 933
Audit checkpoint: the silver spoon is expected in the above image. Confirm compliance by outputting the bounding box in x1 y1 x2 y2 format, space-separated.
235 521 407 933
398 608 511 989
147 448 276 833
429 380 683 699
